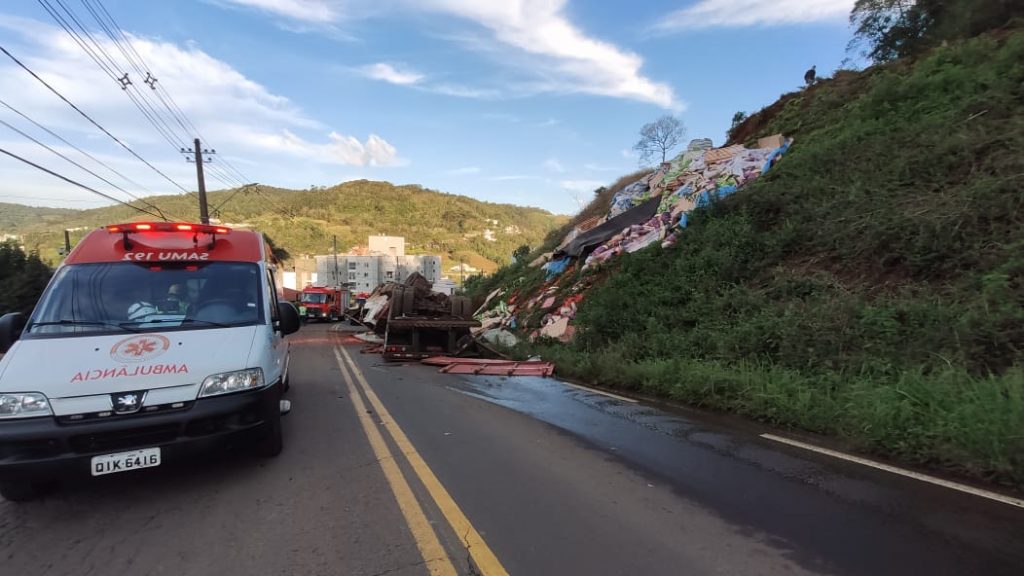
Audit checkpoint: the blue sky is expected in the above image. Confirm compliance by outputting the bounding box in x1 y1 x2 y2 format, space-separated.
0 0 856 216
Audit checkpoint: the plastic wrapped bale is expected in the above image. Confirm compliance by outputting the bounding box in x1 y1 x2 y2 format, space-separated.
542 256 572 280
608 179 651 218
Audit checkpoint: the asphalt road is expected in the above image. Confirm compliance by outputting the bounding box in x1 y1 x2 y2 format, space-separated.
2 322 1022 575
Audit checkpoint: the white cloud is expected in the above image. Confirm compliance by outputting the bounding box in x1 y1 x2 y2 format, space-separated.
584 163 623 172
215 0 342 23
654 0 853 30
214 0 679 109
491 174 540 181
419 0 678 109
0 15 401 208
446 166 481 175
543 158 565 173
560 179 604 193
621 148 637 159
424 84 502 99
359 62 424 85
247 129 402 166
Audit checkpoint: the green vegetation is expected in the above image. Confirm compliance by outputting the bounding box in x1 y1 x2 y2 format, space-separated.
0 202 77 231
2 180 565 273
849 0 1024 63
473 31 1024 486
0 241 52 316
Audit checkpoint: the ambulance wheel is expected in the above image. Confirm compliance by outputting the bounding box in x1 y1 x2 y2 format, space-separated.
0 481 41 503
255 410 283 458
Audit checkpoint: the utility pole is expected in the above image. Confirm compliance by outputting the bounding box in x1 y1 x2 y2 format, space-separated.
63 229 71 254
181 138 214 224
332 235 339 287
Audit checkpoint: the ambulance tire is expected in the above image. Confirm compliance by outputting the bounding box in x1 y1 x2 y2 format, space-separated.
0 481 41 503
255 397 283 458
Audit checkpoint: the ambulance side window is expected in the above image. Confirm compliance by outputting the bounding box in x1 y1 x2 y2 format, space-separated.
266 271 280 324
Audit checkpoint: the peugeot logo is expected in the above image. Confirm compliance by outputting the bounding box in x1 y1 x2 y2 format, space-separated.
111 391 145 414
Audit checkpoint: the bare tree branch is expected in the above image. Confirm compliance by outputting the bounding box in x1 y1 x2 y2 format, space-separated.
633 115 686 166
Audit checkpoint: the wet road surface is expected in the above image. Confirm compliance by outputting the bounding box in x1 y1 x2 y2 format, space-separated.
2 322 1022 575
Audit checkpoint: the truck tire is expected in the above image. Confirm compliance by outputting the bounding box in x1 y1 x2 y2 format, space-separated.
0 481 41 502
402 288 415 317
391 287 405 316
452 296 471 318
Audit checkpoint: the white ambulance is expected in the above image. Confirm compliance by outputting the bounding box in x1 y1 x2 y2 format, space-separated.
0 222 300 501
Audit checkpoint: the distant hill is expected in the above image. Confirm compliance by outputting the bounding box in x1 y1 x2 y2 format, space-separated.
0 202 78 232
2 181 567 273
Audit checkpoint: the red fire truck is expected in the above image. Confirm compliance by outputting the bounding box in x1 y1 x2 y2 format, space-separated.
298 286 347 322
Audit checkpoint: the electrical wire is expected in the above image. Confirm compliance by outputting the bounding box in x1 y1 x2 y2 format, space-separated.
42 0 190 152
0 96 158 197
0 44 192 195
87 0 259 189
0 116 181 220
0 146 166 219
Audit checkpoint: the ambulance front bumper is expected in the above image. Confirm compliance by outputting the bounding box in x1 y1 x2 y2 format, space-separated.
0 382 280 482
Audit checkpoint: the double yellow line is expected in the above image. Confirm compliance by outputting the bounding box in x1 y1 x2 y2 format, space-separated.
333 344 509 576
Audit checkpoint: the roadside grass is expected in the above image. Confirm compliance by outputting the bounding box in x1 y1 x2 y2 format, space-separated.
479 31 1024 486
528 342 1024 486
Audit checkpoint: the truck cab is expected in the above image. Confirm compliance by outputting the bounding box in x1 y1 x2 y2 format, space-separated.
0 222 301 501
299 285 347 322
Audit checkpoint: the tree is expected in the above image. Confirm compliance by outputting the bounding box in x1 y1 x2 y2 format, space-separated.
263 233 291 262
848 0 928 63
727 111 748 142
0 241 53 316
633 115 686 166
849 0 1024 63
511 244 530 263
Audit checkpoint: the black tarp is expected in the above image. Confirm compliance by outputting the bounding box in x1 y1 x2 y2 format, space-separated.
558 195 662 258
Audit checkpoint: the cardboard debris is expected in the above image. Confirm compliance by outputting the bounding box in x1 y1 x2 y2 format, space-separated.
529 252 553 268
703 144 745 163
757 134 786 150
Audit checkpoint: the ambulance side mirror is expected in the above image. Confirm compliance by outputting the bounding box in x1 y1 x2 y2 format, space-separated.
277 302 300 335
0 312 26 354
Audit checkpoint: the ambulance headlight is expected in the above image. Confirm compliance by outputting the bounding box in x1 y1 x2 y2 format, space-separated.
199 368 264 397
0 392 52 419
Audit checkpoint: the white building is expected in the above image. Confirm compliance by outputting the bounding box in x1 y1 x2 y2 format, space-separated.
368 235 405 257
313 236 442 293
433 278 457 296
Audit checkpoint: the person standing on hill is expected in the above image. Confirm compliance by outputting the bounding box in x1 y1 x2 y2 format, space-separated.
804 65 816 86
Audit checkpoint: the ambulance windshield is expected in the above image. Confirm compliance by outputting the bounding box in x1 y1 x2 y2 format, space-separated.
25 261 263 336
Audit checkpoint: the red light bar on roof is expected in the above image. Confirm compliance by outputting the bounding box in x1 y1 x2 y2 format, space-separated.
105 222 231 235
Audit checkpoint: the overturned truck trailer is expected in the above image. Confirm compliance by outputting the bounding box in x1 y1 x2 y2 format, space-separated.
362 273 478 361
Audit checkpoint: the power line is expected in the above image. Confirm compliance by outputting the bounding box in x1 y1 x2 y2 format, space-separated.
0 97 158 197
58 0 245 215
0 146 167 219
211 183 258 213
0 44 193 195
41 0 190 152
86 0 258 187
0 193 106 204
0 116 179 220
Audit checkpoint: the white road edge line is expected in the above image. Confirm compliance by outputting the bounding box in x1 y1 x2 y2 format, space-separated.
560 381 639 403
760 433 1024 509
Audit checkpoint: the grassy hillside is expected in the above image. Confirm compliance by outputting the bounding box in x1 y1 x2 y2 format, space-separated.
476 31 1024 486
0 202 78 232
3 181 565 272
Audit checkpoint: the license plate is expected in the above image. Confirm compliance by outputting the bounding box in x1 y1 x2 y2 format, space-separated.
90 448 161 476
